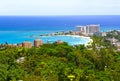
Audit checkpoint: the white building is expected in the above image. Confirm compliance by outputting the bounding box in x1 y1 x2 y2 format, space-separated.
76 24 100 35
86 24 100 34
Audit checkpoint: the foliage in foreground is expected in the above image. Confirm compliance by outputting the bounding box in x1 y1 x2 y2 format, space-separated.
0 38 120 81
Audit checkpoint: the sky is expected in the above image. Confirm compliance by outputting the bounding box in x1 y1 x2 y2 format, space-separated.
0 0 120 15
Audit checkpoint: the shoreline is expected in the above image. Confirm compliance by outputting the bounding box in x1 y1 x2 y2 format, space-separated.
0 30 93 46
0 35 93 46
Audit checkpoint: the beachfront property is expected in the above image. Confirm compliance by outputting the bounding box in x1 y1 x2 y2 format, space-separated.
76 25 87 35
34 39 43 47
21 39 43 48
86 24 100 34
22 41 32 48
76 24 100 36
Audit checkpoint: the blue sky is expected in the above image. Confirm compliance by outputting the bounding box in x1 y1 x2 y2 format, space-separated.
0 0 120 15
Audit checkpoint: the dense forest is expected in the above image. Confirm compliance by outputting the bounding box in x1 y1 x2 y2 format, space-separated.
0 36 120 81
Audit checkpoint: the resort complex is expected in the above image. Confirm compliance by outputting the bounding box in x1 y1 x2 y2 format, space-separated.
1 24 120 81
0 0 120 80
1 29 120 81
76 24 100 36
0 24 118 49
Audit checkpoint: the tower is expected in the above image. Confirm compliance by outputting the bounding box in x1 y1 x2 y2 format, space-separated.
34 39 43 47
22 41 32 48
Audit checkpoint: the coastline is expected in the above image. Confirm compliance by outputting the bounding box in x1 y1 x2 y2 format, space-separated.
0 31 92 46
39 35 93 46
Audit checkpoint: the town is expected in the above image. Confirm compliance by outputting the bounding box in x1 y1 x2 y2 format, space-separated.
1 25 120 81
1 24 120 52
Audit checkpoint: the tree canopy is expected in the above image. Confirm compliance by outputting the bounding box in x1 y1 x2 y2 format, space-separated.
0 38 120 81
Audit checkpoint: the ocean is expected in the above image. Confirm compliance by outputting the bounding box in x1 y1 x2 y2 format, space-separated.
0 15 120 31
0 15 120 45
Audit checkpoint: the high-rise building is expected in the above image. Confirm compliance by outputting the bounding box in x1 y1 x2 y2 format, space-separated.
76 26 86 32
34 39 43 47
76 26 87 34
76 26 83 31
76 24 100 35
86 24 100 34
22 41 32 48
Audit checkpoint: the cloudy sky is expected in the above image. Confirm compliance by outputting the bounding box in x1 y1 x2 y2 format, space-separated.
0 0 120 15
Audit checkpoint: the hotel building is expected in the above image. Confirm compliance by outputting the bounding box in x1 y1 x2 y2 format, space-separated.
86 24 100 34
76 26 87 34
22 41 32 48
34 39 43 47
76 24 100 35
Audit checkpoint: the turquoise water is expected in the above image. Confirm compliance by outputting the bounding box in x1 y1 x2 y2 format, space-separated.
0 31 91 45
1 16 119 45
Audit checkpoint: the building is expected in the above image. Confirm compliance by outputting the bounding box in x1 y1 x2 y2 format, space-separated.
56 40 63 44
76 24 100 35
116 43 120 52
101 32 107 36
17 43 22 47
34 39 43 47
94 31 107 37
76 26 86 32
22 41 32 48
86 24 100 34
107 37 118 45
76 26 87 34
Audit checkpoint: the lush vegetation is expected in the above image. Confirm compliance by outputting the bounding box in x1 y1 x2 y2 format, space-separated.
0 36 120 81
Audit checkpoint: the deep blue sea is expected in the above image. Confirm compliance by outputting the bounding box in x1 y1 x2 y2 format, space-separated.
0 15 120 45
0 15 120 31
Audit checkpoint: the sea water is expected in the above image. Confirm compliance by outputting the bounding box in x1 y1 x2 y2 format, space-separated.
0 31 91 45
0 15 120 31
0 15 120 45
